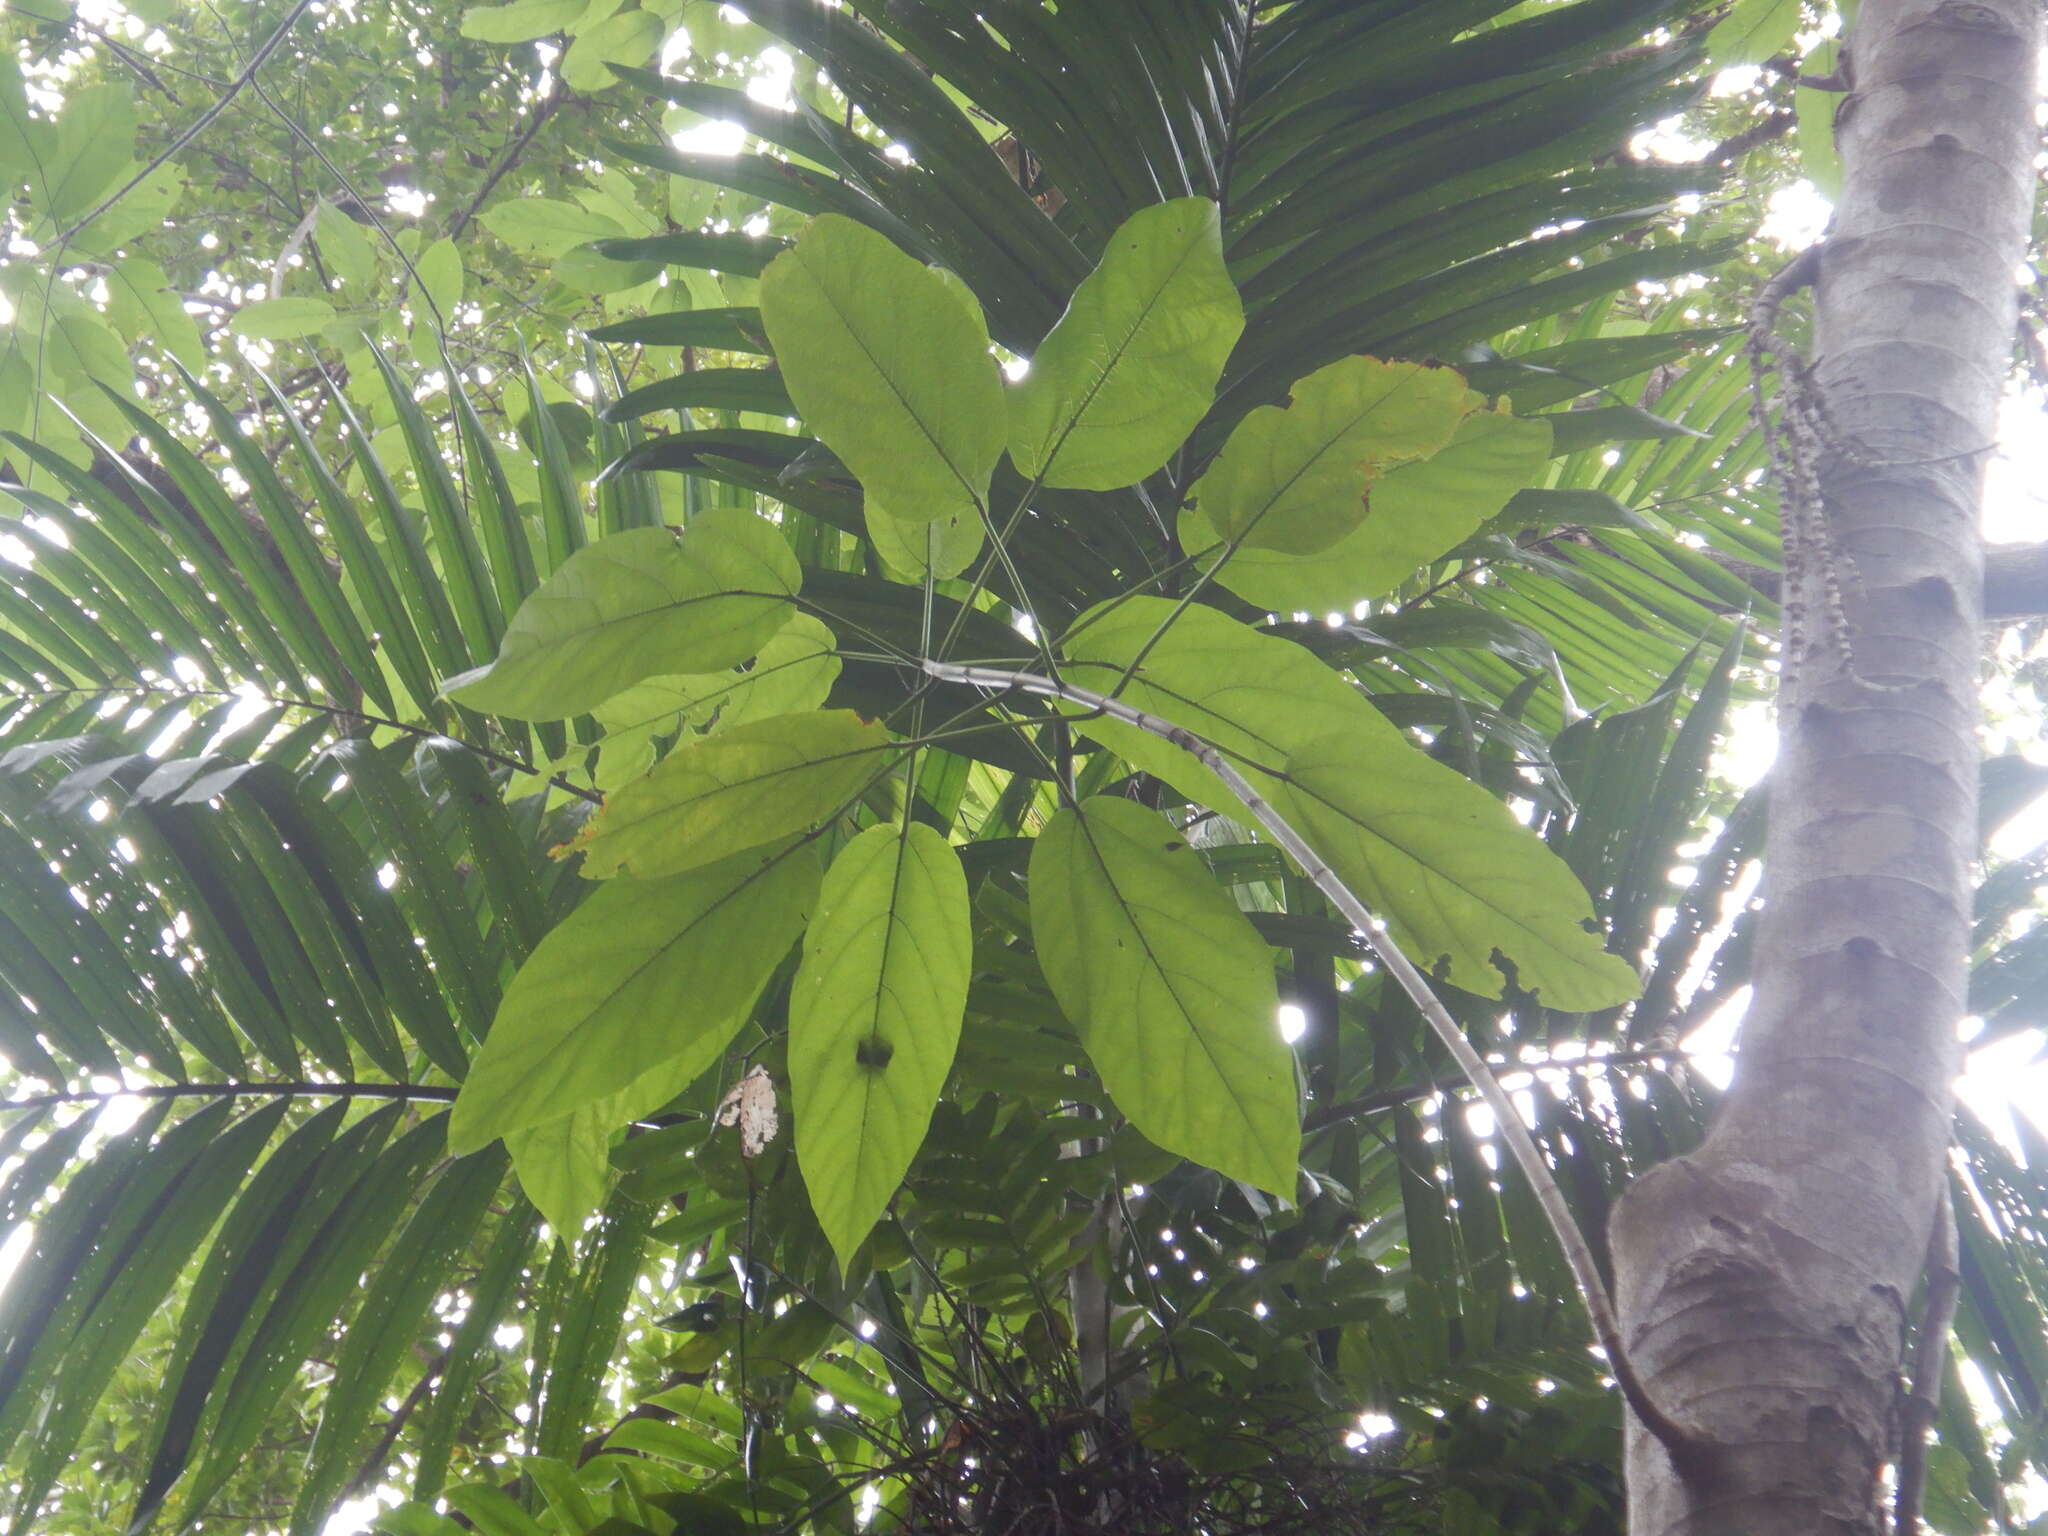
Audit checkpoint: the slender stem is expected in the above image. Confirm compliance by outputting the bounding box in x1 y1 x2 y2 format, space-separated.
919 657 1694 1455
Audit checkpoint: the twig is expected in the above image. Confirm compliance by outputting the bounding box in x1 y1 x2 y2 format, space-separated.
51 0 317 247
1895 1182 1960 1536
919 657 1696 1458
449 74 569 242
75 16 182 104
341 1353 445 1502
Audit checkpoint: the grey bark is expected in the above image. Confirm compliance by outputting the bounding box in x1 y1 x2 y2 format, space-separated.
1709 542 2048 621
1608 5 2040 1533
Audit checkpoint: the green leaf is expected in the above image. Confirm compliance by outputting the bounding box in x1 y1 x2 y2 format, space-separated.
1058 599 1634 1008
1032 797 1296 1197
37 83 132 224
868 499 982 581
1703 0 1801 70
416 236 464 317
791 821 972 1267
1189 356 1474 555
103 259 203 370
554 242 663 295
1274 740 1640 1011
1795 36 1845 199
289 1146 507 1536
444 511 800 720
506 1106 614 1237
562 709 896 880
312 199 376 293
227 297 337 342
587 612 842 785
1007 197 1241 491
448 841 822 1157
461 0 585 43
1183 408 1552 613
759 213 1004 526
480 196 626 258
562 8 661 92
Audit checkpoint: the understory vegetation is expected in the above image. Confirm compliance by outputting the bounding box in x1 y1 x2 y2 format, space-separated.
0 2 2043 1533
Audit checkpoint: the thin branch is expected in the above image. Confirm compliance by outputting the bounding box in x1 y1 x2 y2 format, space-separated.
342 1352 445 1502
0 1081 459 1113
919 657 1698 1459
449 74 569 242
1895 1182 1960 1536
51 0 317 247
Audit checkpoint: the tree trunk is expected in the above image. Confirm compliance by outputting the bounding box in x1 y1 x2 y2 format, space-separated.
1608 4 2039 1532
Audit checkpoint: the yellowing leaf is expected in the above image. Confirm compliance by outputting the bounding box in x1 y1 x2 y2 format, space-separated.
1032 797 1296 1197
1007 197 1242 491
1190 356 1472 555
565 709 898 880
759 214 1004 527
447 842 821 1158
1183 408 1551 613
445 511 800 720
791 822 971 1267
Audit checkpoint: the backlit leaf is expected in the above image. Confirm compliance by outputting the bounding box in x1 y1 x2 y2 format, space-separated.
1183 408 1551 613
759 213 1004 526
448 842 821 1157
563 709 896 879
1276 739 1641 1011
1007 197 1241 491
1033 796 1297 1196
227 297 335 342
1058 599 1633 1007
444 512 800 720
1189 356 1472 555
791 821 972 1267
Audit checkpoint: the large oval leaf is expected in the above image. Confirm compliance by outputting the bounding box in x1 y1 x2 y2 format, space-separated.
1189 356 1472 555
1057 599 1635 1008
1276 739 1638 1011
759 213 1004 527
562 709 898 879
447 841 822 1158
1032 796 1297 1197
1007 197 1242 491
444 511 800 719
1182 408 1552 613
791 821 972 1268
